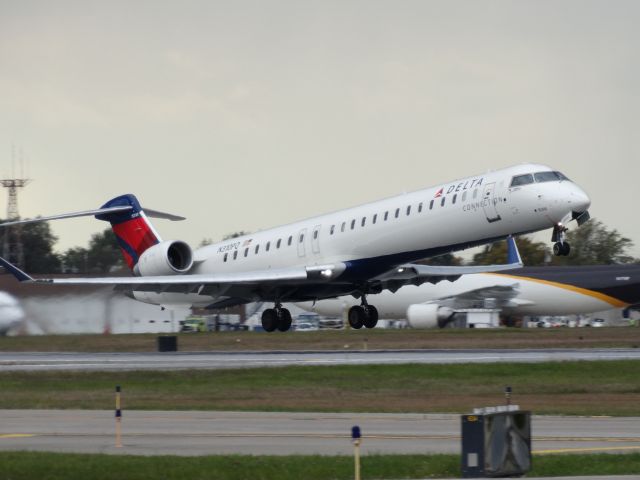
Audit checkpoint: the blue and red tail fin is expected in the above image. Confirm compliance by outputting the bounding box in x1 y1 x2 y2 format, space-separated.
95 194 161 270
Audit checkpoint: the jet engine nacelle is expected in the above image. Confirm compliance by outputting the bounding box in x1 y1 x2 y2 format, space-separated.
406 304 455 329
134 240 193 276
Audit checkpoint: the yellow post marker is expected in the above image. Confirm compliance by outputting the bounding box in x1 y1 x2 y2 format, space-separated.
351 425 361 480
115 385 122 448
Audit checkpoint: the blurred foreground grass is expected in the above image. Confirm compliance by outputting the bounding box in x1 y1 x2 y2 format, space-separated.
1 452 639 479
1 361 639 415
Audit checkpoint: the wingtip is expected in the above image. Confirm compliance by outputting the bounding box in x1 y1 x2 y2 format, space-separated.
0 256 34 282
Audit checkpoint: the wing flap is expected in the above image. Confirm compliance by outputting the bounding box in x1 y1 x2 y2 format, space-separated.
430 284 520 310
34 268 309 287
373 235 523 292
374 262 523 291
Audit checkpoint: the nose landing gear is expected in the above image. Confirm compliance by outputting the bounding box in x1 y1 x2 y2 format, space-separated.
261 304 293 332
552 224 571 256
553 241 571 256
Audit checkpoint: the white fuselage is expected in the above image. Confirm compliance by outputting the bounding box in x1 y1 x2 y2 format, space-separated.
133 163 590 307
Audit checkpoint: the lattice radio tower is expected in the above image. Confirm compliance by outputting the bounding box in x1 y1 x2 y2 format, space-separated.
1 148 31 267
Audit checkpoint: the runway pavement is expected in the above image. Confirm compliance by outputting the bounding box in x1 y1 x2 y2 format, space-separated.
1 410 639 457
2 348 640 371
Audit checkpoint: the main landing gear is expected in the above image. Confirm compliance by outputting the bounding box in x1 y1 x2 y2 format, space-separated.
261 305 292 332
348 298 379 330
552 223 571 257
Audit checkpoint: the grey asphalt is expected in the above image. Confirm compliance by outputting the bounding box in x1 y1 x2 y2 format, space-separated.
2 348 640 371
1 410 639 457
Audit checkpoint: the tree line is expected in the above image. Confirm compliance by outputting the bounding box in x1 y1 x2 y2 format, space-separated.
0 223 123 274
471 220 637 266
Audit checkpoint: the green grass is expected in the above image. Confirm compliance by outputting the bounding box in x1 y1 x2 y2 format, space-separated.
1 360 640 415
2 327 639 352
0 452 639 479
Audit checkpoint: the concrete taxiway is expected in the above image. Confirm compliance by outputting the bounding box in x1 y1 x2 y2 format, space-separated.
1 410 639 457
2 348 640 371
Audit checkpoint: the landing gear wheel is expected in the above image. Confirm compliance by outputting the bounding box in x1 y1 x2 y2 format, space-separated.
552 223 571 257
363 305 379 329
348 305 365 329
553 242 571 256
261 309 278 332
277 308 292 332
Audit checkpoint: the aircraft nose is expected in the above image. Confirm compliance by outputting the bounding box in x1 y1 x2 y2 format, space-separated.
569 185 591 213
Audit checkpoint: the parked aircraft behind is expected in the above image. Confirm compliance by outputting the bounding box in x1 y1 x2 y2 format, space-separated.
299 241 640 328
0 164 590 332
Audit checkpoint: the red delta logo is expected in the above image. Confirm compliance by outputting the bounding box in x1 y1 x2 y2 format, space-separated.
434 188 443 198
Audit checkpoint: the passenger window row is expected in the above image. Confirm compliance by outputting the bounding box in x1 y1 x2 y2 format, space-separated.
326 189 477 237
223 188 480 262
223 232 296 262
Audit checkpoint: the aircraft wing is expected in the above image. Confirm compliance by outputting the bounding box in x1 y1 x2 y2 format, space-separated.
0 257 345 287
372 236 523 293
0 256 350 307
426 284 533 311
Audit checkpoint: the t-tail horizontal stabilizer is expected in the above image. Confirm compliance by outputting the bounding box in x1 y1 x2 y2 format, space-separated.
0 194 185 227
0 206 132 227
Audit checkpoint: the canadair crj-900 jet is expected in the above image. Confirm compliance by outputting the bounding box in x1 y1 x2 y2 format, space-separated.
0 164 590 332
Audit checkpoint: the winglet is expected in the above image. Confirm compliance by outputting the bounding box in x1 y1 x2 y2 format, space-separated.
0 256 35 282
506 235 523 266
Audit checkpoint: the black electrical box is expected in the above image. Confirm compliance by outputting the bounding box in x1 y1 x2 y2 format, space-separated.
157 335 178 352
461 409 531 478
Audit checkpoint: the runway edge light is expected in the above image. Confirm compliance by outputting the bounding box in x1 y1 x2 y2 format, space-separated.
115 385 122 448
351 425 361 480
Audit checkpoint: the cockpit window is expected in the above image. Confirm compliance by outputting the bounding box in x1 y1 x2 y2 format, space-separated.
510 174 534 187
534 171 570 183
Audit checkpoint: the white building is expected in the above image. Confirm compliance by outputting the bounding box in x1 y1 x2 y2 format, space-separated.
0 275 190 334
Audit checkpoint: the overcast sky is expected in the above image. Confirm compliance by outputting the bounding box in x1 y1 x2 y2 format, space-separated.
1 0 639 258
